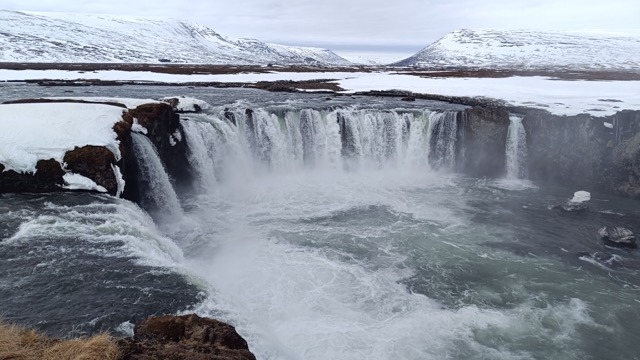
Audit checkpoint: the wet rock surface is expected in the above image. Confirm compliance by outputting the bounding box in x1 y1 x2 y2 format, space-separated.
118 314 256 360
458 106 510 176
598 226 637 248
64 145 119 195
0 159 65 193
523 109 640 198
123 103 191 193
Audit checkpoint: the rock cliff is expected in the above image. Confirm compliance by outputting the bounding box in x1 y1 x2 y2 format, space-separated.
0 100 190 202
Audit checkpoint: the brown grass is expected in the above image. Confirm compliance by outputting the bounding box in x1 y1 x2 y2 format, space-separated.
0 321 120 360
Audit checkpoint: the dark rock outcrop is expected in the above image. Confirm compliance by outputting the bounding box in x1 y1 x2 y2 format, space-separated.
123 103 191 194
118 314 256 360
559 201 589 212
0 100 192 202
598 226 637 248
521 109 640 197
458 107 510 176
64 145 119 195
0 159 65 193
610 110 640 197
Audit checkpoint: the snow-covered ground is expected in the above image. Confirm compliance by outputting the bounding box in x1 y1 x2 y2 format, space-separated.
395 29 640 71
42 97 160 109
336 73 640 116
0 102 124 174
2 69 639 116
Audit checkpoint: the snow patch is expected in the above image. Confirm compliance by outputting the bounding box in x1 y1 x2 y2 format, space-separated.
0 102 124 173
160 96 210 112
604 122 613 129
62 172 107 192
571 191 591 203
169 129 182 147
131 118 148 134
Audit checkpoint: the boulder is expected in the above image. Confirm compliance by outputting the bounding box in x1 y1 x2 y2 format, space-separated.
560 191 590 212
118 314 256 360
560 201 589 212
598 226 637 248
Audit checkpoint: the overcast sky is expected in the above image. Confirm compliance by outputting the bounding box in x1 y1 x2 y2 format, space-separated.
1 0 639 62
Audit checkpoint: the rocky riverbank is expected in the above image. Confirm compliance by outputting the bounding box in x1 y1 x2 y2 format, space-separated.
0 314 255 360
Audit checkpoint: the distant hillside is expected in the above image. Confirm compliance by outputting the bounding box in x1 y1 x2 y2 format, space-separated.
0 10 351 66
394 29 640 71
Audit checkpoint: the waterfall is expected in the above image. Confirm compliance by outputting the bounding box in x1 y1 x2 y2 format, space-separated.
427 111 458 170
181 107 466 188
131 133 182 217
182 120 219 190
505 115 528 179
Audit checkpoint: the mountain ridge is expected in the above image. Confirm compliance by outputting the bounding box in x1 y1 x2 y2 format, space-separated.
394 29 640 71
0 10 351 66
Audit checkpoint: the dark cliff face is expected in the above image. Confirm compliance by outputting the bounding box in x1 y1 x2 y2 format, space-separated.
523 110 609 190
521 109 640 196
458 107 510 177
610 111 640 197
124 103 191 195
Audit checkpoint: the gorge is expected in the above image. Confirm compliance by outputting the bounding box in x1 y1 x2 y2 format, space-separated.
1 86 639 359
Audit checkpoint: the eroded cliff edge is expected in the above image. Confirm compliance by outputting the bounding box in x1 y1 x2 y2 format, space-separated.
1 98 640 198
0 99 190 203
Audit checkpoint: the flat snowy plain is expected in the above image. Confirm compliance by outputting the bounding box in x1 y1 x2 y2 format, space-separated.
2 69 639 116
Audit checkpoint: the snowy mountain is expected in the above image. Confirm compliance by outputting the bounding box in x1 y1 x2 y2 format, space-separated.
0 10 351 66
394 29 640 71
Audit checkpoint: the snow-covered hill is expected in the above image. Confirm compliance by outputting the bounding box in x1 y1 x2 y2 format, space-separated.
394 29 640 71
0 10 351 66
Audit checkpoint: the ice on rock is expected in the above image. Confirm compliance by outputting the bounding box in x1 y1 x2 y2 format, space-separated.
571 191 591 203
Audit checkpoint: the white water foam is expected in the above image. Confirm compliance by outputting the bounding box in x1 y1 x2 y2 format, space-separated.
7 199 184 268
131 133 183 219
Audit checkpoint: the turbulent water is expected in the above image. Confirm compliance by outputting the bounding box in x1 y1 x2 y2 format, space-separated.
1 84 640 359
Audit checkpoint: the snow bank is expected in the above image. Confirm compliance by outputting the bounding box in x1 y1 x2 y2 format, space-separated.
0 102 124 173
44 97 160 109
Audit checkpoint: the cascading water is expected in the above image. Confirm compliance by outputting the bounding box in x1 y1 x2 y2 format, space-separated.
182 107 461 175
505 115 528 179
426 111 458 170
131 133 182 218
